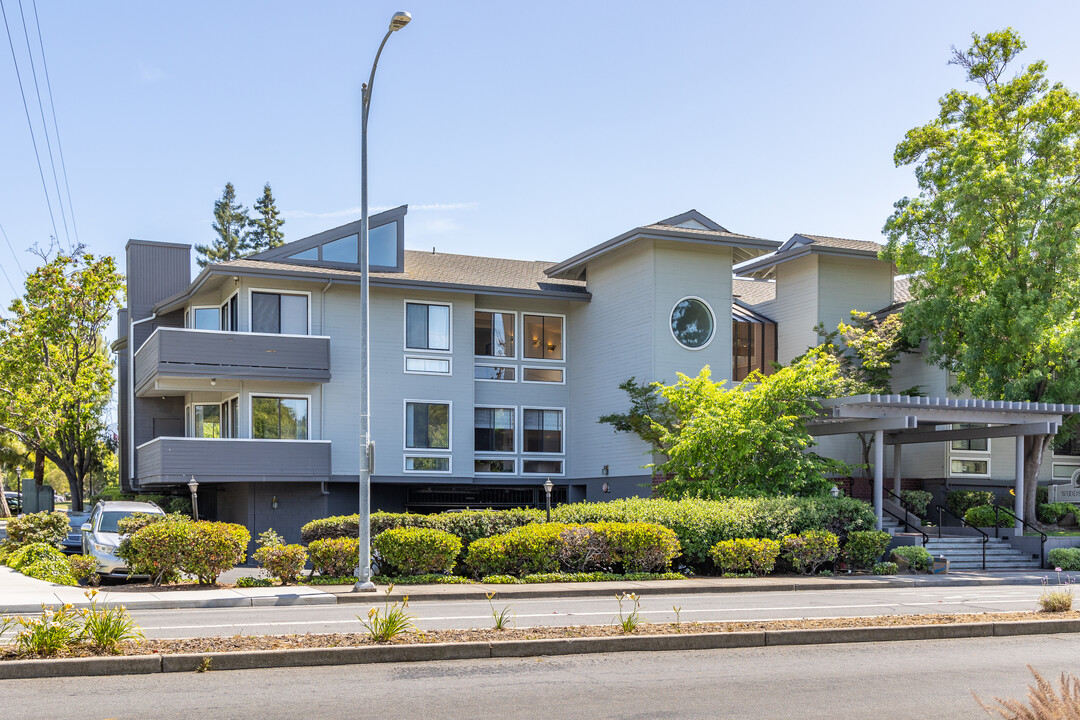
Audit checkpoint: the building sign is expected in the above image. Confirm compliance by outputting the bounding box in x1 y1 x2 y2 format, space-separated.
1048 468 1080 504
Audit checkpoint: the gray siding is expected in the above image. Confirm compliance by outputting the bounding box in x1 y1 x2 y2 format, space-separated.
137 438 331 485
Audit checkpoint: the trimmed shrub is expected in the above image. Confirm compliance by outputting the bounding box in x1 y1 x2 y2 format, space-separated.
185 521 250 584
873 561 899 575
946 491 994 519
1048 548 1080 572
557 525 613 572
67 554 99 585
373 527 462 576
120 517 248 585
301 514 362 544
116 512 169 537
964 505 1012 528
590 521 681 573
308 537 360 577
117 519 188 584
709 538 781 576
6 511 69 548
253 530 307 585
1037 486 1049 505
429 508 542 549
899 490 933 518
843 530 892 571
465 524 568 578
1038 503 1075 525
891 545 932 573
6 542 77 585
781 530 839 575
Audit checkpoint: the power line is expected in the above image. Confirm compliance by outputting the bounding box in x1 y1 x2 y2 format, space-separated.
0 222 26 276
0 0 60 246
28 0 77 249
17 0 68 250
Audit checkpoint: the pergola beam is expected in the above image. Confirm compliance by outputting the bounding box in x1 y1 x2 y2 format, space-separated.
882 421 1059 446
808 416 917 437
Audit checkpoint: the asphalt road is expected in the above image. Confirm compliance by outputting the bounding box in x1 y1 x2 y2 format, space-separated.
5 634 1079 719
120 584 1050 639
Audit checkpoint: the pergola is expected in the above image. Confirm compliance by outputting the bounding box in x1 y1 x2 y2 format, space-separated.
807 395 1080 532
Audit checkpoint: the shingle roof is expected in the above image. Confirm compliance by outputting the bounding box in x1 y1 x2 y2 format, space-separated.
793 234 884 253
893 276 912 302
640 223 768 242
732 278 775 305
215 251 588 296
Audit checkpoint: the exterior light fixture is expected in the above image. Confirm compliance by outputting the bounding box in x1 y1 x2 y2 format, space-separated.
543 478 554 522
272 495 279 510
830 485 841 498
210 378 217 386
601 481 610 494
602 464 609 476
187 477 199 521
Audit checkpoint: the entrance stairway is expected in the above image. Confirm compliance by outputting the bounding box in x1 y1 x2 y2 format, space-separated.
921 536 1042 570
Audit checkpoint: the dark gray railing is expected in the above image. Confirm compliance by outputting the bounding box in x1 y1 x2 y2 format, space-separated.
934 503 988 570
993 505 1047 568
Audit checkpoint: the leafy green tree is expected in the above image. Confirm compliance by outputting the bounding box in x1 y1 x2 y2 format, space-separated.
0 434 31 517
0 252 124 511
651 352 853 499
881 29 1080 525
195 182 251 268
598 377 679 455
246 182 286 253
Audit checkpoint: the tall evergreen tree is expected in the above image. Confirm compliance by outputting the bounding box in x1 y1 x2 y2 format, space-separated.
247 182 286 253
195 182 251 267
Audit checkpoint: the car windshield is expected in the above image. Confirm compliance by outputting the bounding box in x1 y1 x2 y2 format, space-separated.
98 511 156 533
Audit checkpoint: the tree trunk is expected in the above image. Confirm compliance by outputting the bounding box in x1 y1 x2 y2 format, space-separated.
70 470 85 512
0 471 10 518
1023 434 1051 527
32 450 44 507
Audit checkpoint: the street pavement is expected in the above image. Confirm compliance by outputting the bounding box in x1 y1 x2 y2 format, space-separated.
5 634 1078 719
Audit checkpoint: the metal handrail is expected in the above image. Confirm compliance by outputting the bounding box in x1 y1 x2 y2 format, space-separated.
993 505 1048 568
883 488 916 532
882 504 929 546
934 504 988 570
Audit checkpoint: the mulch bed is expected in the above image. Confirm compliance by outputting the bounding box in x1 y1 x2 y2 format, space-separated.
4 610 1079 661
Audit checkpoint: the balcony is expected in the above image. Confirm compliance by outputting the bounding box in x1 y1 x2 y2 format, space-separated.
136 437 332 486
135 327 331 395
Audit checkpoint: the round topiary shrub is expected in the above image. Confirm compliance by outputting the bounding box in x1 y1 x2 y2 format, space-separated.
308 537 360 577
373 527 462 576
781 530 840 575
253 530 307 585
589 521 681 573
709 538 781 576
842 530 892 571
464 524 568 578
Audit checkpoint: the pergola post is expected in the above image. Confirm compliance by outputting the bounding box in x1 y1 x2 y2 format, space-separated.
892 444 903 496
1015 435 1025 534
874 429 884 531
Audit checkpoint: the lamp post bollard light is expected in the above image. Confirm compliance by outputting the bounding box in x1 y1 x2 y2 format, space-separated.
543 479 553 523
354 10 412 593
187 477 199 521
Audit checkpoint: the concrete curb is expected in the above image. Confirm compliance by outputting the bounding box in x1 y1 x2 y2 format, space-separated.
2 618 1078 680
0 593 337 615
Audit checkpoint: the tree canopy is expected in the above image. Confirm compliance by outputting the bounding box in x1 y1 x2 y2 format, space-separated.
0 252 124 511
195 182 251 267
881 28 1080 524
247 182 286 253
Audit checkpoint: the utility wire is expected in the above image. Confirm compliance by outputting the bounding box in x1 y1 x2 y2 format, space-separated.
0 0 60 247
29 0 78 248
17 0 69 250
0 222 26 276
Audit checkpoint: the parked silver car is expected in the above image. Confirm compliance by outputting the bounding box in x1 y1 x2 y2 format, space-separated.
81 500 165 578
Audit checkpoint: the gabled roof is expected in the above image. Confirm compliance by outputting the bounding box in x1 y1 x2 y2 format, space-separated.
732 278 775 305
545 210 780 281
735 232 886 280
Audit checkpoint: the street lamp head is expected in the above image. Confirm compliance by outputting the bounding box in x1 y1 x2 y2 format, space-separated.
187 477 199 494
389 11 412 31
543 479 554 494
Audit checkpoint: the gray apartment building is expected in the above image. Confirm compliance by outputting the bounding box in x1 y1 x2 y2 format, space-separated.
114 206 1080 543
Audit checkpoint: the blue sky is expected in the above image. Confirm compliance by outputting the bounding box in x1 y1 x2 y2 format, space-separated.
2 1 1080 326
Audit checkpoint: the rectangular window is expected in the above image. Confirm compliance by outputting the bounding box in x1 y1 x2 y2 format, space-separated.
193 404 221 438
474 365 516 381
227 396 239 438
474 311 515 357
406 302 450 351
951 459 988 475
1056 428 1080 457
951 423 989 452
192 307 219 331
522 459 563 474
251 292 308 334
475 459 515 474
523 314 563 360
522 367 563 383
405 357 451 375
405 402 450 449
475 408 515 453
523 409 562 453
405 456 450 473
252 397 309 440
220 294 239 332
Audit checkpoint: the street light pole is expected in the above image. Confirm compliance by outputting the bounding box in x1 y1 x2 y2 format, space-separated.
187 476 199 521
355 10 412 593
543 479 553 523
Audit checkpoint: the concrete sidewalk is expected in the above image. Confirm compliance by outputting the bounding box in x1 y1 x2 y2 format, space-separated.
0 567 336 613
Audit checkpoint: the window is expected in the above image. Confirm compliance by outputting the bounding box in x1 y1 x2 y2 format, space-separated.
951 423 989 451
1056 427 1080 457
405 357 451 375
252 397 308 440
951 459 989 476
522 459 563 475
193 404 221 438
475 365 515 381
670 297 714 349
322 234 358 264
405 456 450 473
475 408 515 453
475 459 515 474
523 409 562 453
405 402 450 449
369 222 398 268
251 292 308 334
192 307 219 331
220 294 239 332
475 311 515 357
288 247 318 261
406 302 450 351
732 320 778 381
523 315 563 360
522 367 563 383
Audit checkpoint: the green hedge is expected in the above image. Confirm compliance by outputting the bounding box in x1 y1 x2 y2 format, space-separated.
465 524 567 578
782 530 840 574
946 491 994 519
373 527 462 576
963 505 1012 528
6 511 69 548
899 490 933 518
709 538 781 576
843 530 892 571
1048 548 1080 571
891 545 932 573
308 537 359 577
1038 503 1075 525
118 518 249 585
5 542 77 585
300 509 544 546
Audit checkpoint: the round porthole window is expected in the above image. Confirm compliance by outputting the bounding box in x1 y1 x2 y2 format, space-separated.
670 297 714 349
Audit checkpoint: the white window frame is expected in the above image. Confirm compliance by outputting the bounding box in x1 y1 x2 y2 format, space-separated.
474 364 518 383
948 423 991 478
669 295 716 351
220 393 241 439
521 366 566 385
473 457 518 476
249 392 313 441
473 404 517 456
403 455 453 474
521 406 566 467
247 288 313 336
403 355 453 376
189 304 222 331
219 290 240 332
521 458 565 477
473 308 518 360
403 299 453 354
949 457 991 478
521 312 566 363
403 398 452 452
